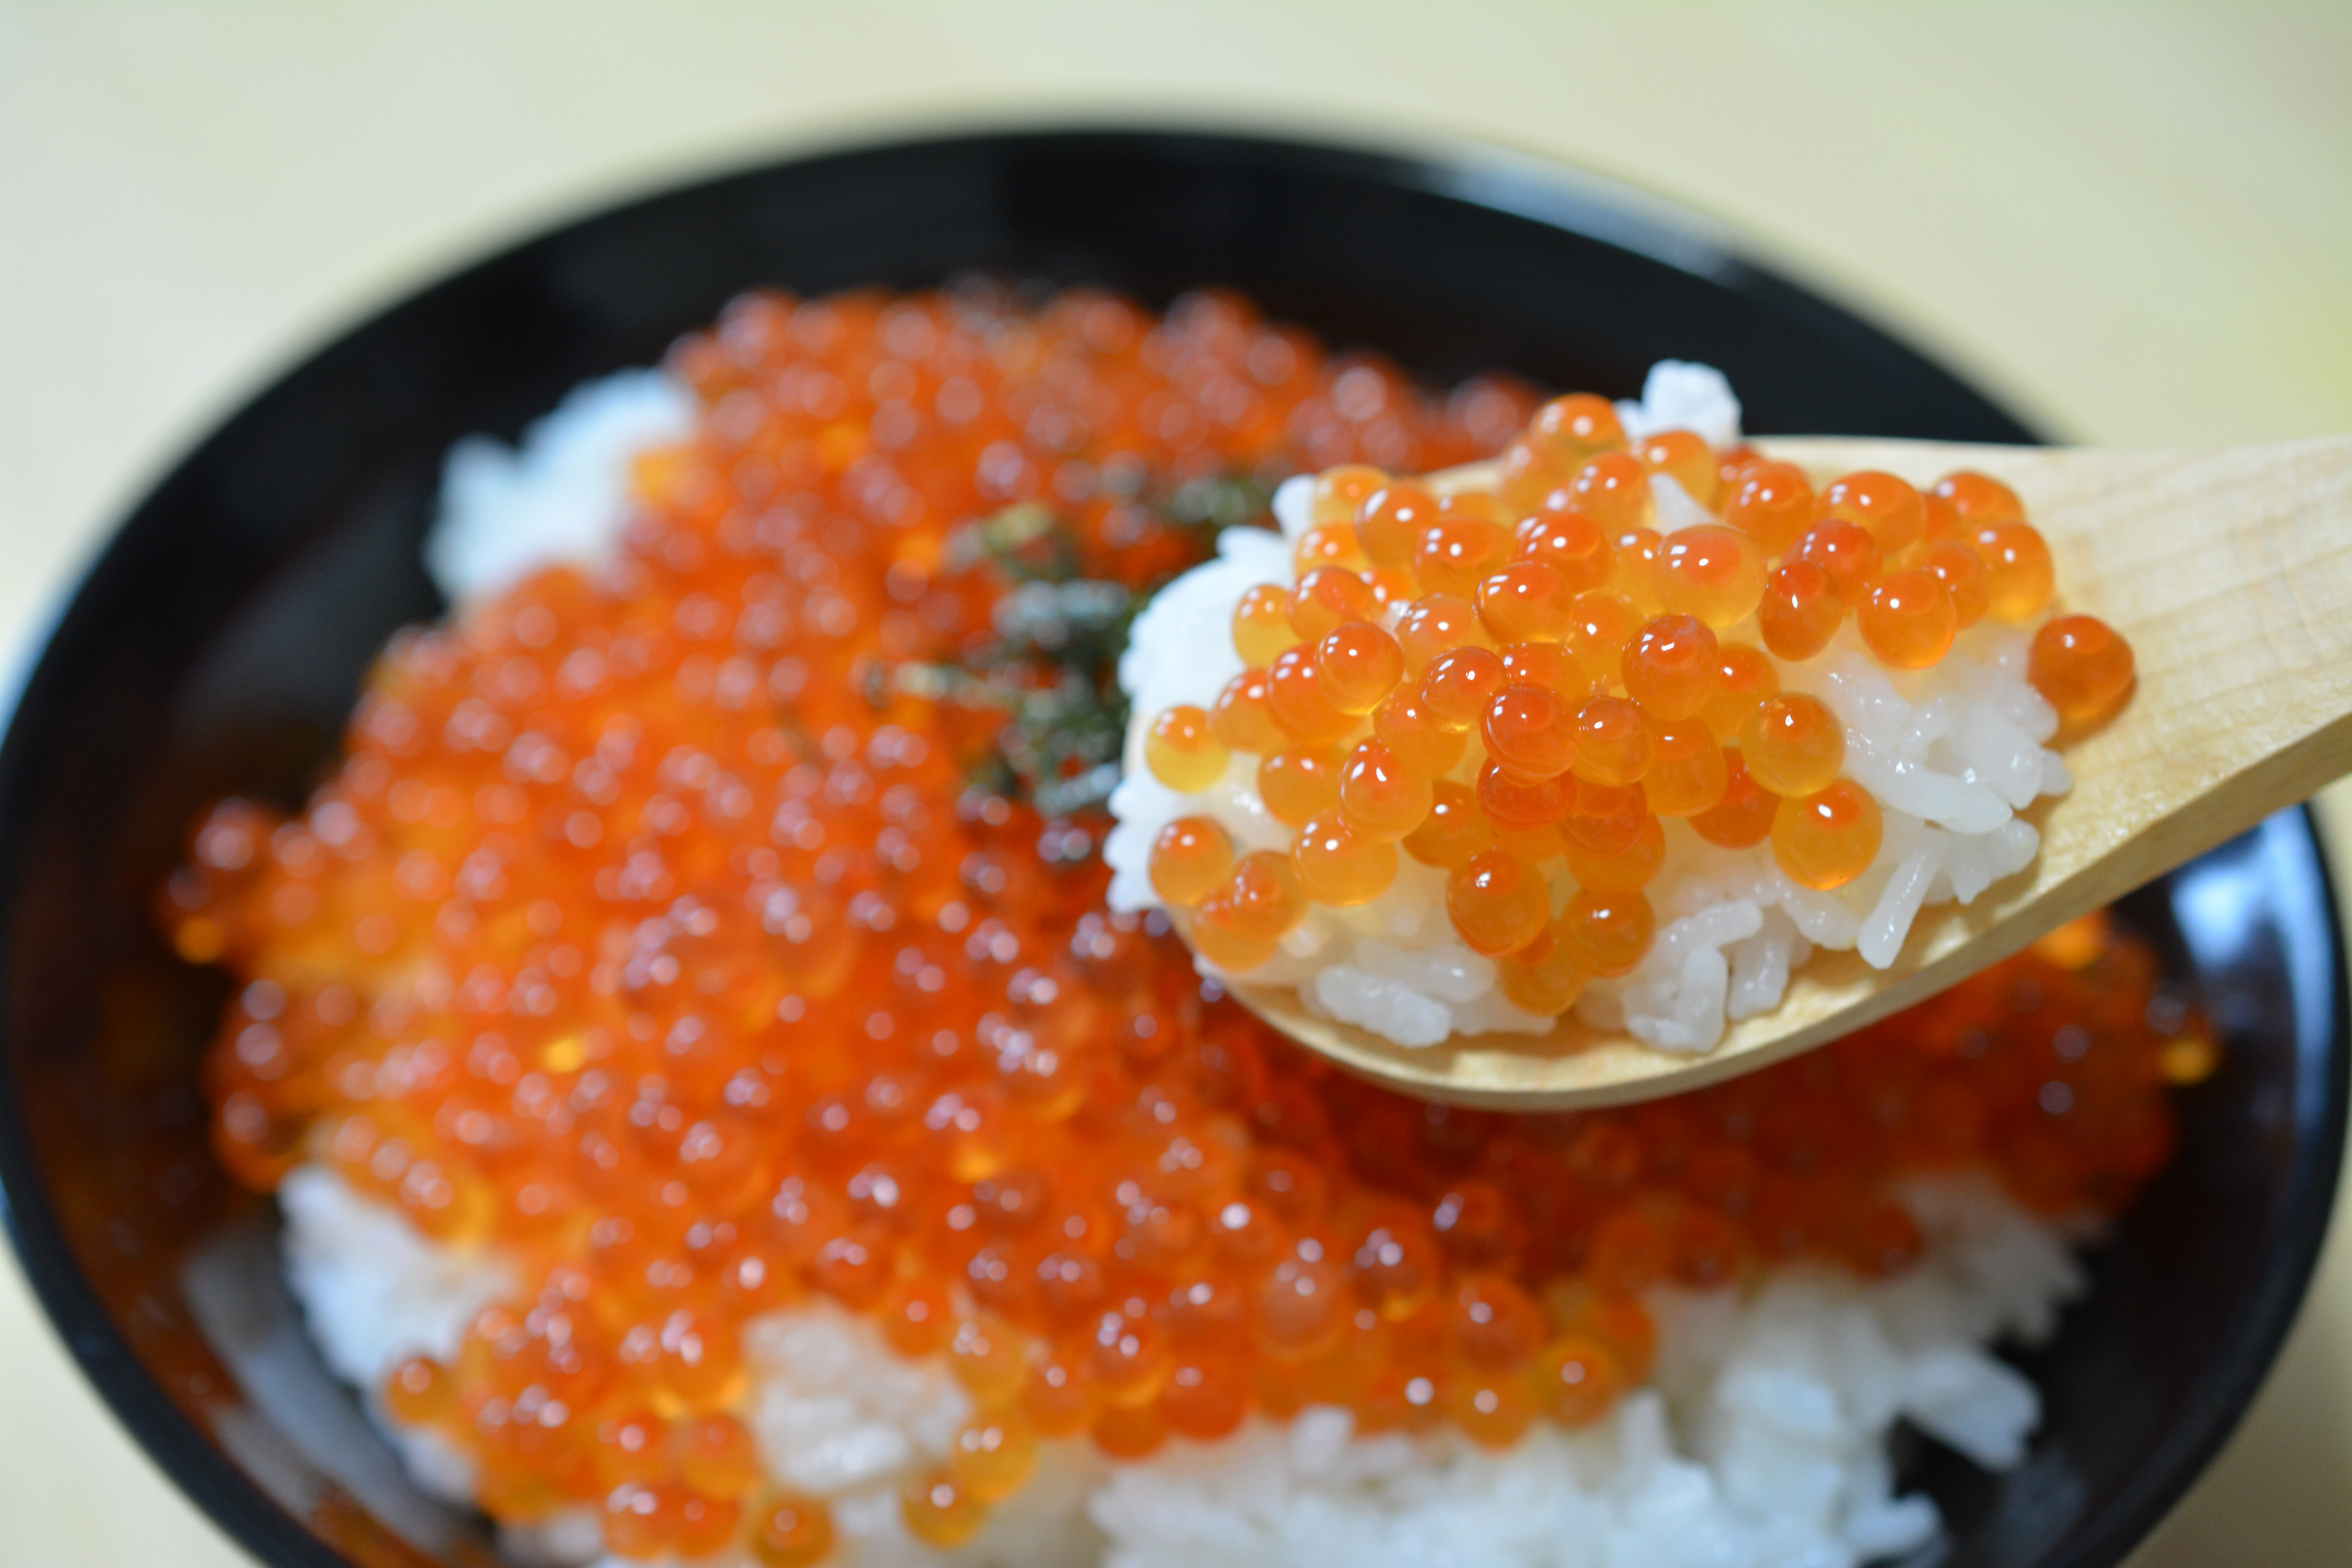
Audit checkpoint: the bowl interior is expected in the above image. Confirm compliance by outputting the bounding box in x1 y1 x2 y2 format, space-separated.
0 129 2339 1568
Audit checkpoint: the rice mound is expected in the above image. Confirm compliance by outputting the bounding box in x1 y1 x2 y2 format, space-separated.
1102 363 2071 1053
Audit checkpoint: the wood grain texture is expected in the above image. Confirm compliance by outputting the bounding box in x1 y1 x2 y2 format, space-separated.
1236 435 2352 1107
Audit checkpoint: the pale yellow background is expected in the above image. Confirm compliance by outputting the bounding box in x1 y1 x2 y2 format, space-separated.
2 3 2347 1565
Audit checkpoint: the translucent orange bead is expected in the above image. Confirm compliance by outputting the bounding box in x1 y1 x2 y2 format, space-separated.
1561 592 1643 685
880 1277 955 1359
1722 461 1816 554
1145 705 1228 791
1231 583 1300 666
592 1407 672 1490
1564 813 1665 889
748 1490 836 1568
603 1483 691 1562
1337 741 1435 844
1857 568 1958 669
1413 516 1514 598
1701 644 1778 740
1534 1335 1622 1428
1210 667 1285 753
901 1469 989 1549
1160 1359 1251 1441
1928 470 2024 536
1287 566 1381 642
1420 646 1509 731
1921 540 1992 628
674 1412 759 1497
1620 615 1720 722
1293 813 1399 906
1020 1345 1100 1438
1818 470 1926 557
1641 722 1730 818
1499 434 1566 517
1972 522 2055 622
1787 519 1882 603
1371 688 1468 777
1477 760 1577 831
1292 523 1368 578
1315 621 1405 715
1312 463 1390 526
1451 1371 1538 1449
1563 452 1652 535
1189 893 1276 973
1635 429 1719 509
1557 889 1654 978
1483 686 1580 780
1608 526 1665 614
1264 646 1357 744
1253 1255 1347 1362
1476 561 1576 644
1258 745 1342 826
1149 817 1236 907
1356 482 1439 571
1688 750 1776 848
1091 1400 1169 1460
1740 694 1845 798
1403 780 1495 869
1652 526 1766 629
1512 508 1617 592
1445 851 1552 957
382 1354 454 1426
1500 641 1584 695
1757 565 1847 667
1225 851 1308 940
2029 614 2135 726
1531 393 1627 470
1559 779 1649 856
1497 926 1589 1016
1438 488 1508 526
948 1414 1038 1502
1394 592 1493 677
1569 697 1657 787
1771 779 1883 891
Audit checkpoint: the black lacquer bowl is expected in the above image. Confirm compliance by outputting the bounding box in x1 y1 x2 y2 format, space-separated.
0 129 2340 1568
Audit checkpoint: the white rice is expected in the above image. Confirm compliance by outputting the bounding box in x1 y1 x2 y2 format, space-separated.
1105 363 2071 1054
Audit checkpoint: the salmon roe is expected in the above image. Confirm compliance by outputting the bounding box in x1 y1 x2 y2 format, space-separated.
170 291 2162 1561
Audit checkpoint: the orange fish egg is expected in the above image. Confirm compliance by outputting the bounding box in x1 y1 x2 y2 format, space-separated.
1722 461 1817 555
1620 614 1721 722
1477 561 1576 644
1608 526 1665 615
1557 889 1655 978
1232 583 1301 666
1972 522 2055 622
1739 694 1845 799
1569 697 1657 788
1483 685 1581 780
1634 429 1719 508
1701 644 1778 740
1258 746 1344 826
1265 646 1359 744
1757 560 1846 663
1146 705 1229 790
1687 748 1776 848
1414 516 1515 598
1404 779 1497 869
1818 470 1926 557
1445 850 1552 956
1499 641 1584 694
1920 540 1992 628
1210 668 1285 753
1928 470 2024 536
1394 592 1494 677
1477 760 1578 832
1857 568 1959 670
1312 463 1392 526
1316 621 1406 715
1294 813 1399 906
749 1491 836 1567
1771 779 1884 891
1421 646 1510 731
1563 812 1665 890
1512 508 1617 592
1651 525 1766 629
1497 927 1590 1016
1563 452 1653 536
1149 817 1236 907
1370 688 1469 777
1225 851 1310 940
1288 566 1382 642
1641 722 1730 818
1338 740 1436 842
1559 779 1649 856
1561 591 1643 684
1292 523 1369 578
1531 393 1628 471
2029 613 2135 726
1786 519 1882 603
1356 482 1439 571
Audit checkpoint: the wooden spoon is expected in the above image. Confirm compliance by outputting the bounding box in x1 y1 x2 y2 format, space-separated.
1229 434 2352 1109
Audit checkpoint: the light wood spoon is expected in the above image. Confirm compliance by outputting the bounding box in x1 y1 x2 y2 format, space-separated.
1227 434 2352 1109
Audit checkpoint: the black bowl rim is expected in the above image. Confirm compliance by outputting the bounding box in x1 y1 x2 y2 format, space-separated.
0 122 2341 1568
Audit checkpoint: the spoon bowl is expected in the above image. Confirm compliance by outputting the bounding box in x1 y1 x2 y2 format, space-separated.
1235 433 2352 1107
